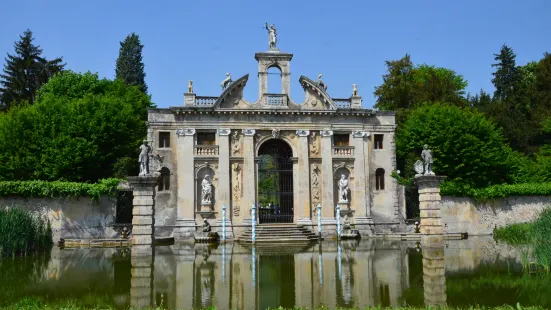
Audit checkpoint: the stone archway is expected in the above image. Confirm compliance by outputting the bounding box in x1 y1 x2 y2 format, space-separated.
257 139 294 224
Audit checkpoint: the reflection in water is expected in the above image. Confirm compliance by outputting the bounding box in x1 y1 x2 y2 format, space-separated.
5 237 551 309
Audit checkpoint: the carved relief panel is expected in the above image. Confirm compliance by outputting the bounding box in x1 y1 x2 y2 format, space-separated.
232 163 242 217
309 131 319 156
231 130 242 156
311 163 321 213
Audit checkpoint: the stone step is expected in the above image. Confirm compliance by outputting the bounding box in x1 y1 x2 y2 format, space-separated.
238 225 319 243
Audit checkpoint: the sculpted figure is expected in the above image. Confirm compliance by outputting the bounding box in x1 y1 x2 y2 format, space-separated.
202 219 211 232
343 214 351 230
221 73 233 90
338 174 349 202
421 144 434 175
201 175 213 204
138 140 151 176
231 131 241 155
317 74 328 91
265 22 277 49
352 84 358 96
188 80 193 93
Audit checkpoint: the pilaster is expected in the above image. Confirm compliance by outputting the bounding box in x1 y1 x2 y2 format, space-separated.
352 130 374 236
242 129 256 222
296 130 311 225
175 128 196 240
128 175 157 256
320 130 335 221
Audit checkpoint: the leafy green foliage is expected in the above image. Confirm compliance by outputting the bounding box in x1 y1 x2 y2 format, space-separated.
0 71 153 182
374 54 467 123
115 33 147 93
0 29 64 110
0 208 52 256
0 179 121 200
396 103 512 187
441 182 551 201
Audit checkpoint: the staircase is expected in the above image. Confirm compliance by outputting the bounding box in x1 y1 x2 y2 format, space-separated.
237 224 319 244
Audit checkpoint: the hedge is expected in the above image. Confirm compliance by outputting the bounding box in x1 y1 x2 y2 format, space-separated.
0 178 123 200
441 182 551 201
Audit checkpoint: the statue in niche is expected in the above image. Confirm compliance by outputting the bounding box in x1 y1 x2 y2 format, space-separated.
188 80 193 93
231 130 241 155
338 174 349 203
202 219 211 232
138 140 151 176
201 175 213 204
265 22 277 49
221 73 233 90
415 144 435 176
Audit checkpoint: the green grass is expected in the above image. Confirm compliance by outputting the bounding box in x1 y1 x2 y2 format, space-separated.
0 208 52 256
494 208 551 272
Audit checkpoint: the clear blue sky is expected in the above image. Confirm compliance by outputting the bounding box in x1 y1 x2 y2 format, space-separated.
1 0 550 108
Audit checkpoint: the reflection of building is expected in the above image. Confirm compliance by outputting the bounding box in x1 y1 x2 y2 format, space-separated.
146 39 402 241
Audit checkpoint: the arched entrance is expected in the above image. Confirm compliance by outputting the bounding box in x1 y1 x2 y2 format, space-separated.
257 139 294 223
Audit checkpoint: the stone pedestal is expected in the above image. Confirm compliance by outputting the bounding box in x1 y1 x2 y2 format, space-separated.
128 175 158 257
130 255 154 309
421 237 446 307
414 175 446 236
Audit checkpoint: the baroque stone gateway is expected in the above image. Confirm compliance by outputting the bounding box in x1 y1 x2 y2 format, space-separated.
147 32 404 240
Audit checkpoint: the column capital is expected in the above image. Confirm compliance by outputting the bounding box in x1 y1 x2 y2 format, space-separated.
176 128 195 136
296 129 310 137
217 128 231 136
242 129 256 136
320 130 333 137
352 130 370 138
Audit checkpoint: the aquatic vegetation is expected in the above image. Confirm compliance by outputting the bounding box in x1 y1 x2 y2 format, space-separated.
494 208 551 272
0 208 52 256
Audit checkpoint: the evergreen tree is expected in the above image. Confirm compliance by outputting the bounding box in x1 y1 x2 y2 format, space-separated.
115 33 147 93
491 44 519 102
0 29 64 110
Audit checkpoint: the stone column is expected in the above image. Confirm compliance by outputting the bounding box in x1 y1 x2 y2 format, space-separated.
216 128 233 239
130 255 154 309
128 175 157 256
241 129 256 225
414 175 447 246
175 128 197 240
421 240 446 307
351 131 374 235
320 130 336 235
296 130 312 225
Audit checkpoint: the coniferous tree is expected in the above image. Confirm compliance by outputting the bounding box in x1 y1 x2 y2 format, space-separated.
115 33 147 93
0 29 64 110
491 44 519 102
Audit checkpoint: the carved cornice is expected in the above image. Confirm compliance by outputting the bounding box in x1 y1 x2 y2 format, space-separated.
176 128 196 136
352 130 370 138
320 130 333 137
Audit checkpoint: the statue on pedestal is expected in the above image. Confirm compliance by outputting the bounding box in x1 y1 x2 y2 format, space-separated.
202 219 211 232
265 22 277 50
338 174 349 202
352 84 358 96
201 175 213 204
188 80 193 93
221 73 233 90
415 144 435 176
343 214 351 230
138 140 151 176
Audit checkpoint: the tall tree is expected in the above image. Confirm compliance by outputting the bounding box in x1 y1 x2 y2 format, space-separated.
115 33 147 93
0 29 64 110
491 45 519 102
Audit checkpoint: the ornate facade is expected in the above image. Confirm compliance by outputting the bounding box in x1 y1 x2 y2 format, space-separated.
147 46 404 240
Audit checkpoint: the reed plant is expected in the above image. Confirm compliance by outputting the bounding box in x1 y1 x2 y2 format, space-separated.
0 207 53 256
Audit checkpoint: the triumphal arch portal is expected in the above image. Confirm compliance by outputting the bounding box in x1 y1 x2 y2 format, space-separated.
147 29 404 240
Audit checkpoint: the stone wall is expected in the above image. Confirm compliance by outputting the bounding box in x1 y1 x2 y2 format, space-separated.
441 196 551 235
0 195 118 241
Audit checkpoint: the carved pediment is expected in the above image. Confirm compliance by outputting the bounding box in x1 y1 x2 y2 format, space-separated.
213 74 249 109
299 75 337 110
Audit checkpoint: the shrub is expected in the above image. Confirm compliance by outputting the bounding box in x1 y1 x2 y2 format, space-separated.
0 208 53 256
0 179 122 200
441 181 551 201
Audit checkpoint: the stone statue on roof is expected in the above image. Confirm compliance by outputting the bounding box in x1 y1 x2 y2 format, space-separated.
265 22 277 50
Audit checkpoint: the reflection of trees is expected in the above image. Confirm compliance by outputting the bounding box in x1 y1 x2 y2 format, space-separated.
258 155 281 206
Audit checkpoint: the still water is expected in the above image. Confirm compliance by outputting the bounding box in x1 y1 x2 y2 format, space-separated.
2 238 551 309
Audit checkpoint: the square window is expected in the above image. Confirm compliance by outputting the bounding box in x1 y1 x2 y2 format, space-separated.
333 134 349 146
197 132 216 145
159 132 170 148
374 134 384 149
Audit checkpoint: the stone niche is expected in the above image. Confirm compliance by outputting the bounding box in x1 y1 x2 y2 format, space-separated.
195 162 217 217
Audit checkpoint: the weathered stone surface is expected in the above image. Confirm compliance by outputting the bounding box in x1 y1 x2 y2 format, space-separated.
132 227 153 235
132 235 153 245
132 206 154 215
132 217 154 225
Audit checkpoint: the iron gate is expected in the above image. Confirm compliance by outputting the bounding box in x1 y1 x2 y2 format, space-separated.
257 139 294 224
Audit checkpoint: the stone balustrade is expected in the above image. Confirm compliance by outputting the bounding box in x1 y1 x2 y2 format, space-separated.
332 146 354 157
195 96 218 106
194 145 219 156
333 98 351 108
263 93 288 106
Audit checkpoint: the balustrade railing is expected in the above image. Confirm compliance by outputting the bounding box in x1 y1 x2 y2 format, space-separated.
332 146 354 157
333 98 351 108
195 96 218 106
266 94 286 106
194 145 219 156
